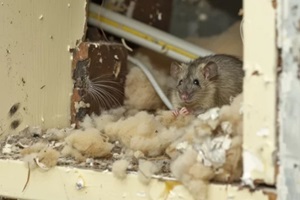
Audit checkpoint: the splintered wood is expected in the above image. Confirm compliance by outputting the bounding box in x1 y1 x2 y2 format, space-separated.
71 42 128 124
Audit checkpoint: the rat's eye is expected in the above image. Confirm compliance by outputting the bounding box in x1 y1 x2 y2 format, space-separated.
178 80 183 85
193 79 200 86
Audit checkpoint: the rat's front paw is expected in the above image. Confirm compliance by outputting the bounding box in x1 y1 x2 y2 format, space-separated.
179 107 190 115
172 107 190 117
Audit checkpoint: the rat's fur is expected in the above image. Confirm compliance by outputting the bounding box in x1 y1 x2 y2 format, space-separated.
170 54 244 114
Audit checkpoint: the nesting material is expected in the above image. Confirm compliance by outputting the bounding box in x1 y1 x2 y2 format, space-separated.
43 126 74 141
91 107 126 132
62 128 113 162
155 110 195 128
112 159 129 179
0 89 243 200
171 148 214 200
104 111 184 157
124 67 165 110
125 53 172 111
21 143 60 170
138 159 159 185
168 94 243 200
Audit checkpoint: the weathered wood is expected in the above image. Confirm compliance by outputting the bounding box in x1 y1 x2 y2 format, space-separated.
277 0 300 199
71 42 127 124
0 0 86 137
242 0 277 185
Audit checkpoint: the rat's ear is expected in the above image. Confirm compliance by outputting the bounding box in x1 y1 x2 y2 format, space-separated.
170 62 186 78
202 61 218 80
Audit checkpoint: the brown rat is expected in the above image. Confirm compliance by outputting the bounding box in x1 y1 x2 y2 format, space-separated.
170 54 244 115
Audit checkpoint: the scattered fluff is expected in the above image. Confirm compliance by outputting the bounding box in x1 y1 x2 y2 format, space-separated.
104 111 184 157
155 110 195 128
21 143 60 169
15 91 243 200
35 148 60 169
21 142 47 155
93 107 126 132
125 53 172 110
124 67 165 110
165 119 213 159
138 159 159 185
44 126 75 141
112 159 129 179
80 114 95 129
62 128 113 162
213 94 243 182
169 94 243 200
171 148 214 200
22 153 39 169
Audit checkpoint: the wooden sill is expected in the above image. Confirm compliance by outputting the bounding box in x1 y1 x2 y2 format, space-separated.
0 159 274 200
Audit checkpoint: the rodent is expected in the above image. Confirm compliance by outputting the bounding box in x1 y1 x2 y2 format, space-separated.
170 54 244 115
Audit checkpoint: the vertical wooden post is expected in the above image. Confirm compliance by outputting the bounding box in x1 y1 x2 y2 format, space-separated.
242 0 277 185
277 0 300 199
0 0 87 137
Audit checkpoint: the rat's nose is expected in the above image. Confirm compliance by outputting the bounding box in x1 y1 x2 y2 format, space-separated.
181 93 189 101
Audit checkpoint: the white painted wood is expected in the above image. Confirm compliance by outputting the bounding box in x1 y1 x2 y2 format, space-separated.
0 160 271 200
242 0 277 185
0 0 87 137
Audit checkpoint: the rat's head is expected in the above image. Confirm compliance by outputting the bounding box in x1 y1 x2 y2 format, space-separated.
170 59 218 108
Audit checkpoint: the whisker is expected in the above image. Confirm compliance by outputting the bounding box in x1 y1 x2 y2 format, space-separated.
91 81 124 96
90 87 112 109
91 80 123 86
89 86 118 109
99 90 121 107
90 74 116 81
87 84 110 108
88 88 107 109
93 84 124 96
83 76 125 111
93 84 122 106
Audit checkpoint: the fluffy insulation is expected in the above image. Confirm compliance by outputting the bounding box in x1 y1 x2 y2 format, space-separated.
104 111 185 157
21 143 60 170
80 107 127 133
9 90 243 200
125 53 172 110
138 159 159 185
112 159 129 179
169 94 243 200
62 128 113 162
171 148 214 200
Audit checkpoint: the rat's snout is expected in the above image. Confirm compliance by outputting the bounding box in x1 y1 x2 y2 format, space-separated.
180 92 190 102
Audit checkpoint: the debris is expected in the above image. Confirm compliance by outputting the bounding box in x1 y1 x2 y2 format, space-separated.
112 159 129 179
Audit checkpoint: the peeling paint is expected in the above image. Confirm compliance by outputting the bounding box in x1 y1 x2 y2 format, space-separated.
242 151 264 188
256 128 270 137
0 0 87 135
75 176 85 190
243 0 277 185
